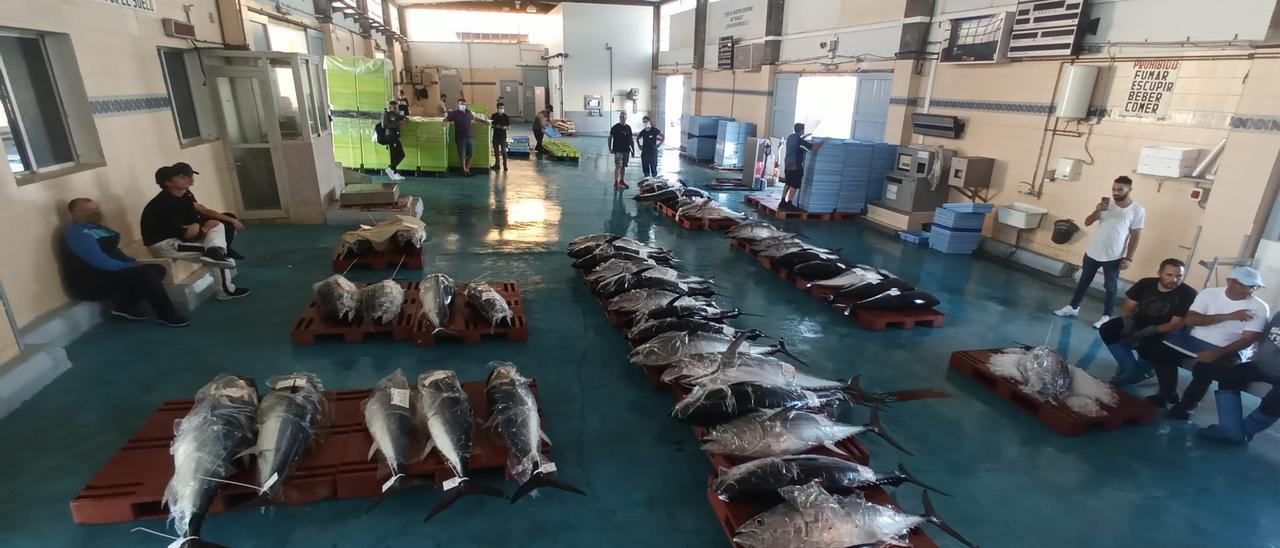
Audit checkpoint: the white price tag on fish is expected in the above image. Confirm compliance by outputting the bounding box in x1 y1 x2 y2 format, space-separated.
167 537 197 548
390 388 410 408
804 391 820 407
537 462 557 475
261 472 280 493
442 476 464 491
381 473 404 493
274 378 298 390
781 364 797 381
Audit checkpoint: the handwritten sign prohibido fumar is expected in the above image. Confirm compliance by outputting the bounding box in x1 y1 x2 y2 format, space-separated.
1122 60 1179 119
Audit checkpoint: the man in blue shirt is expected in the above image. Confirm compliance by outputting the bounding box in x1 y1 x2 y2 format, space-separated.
1199 311 1280 444
782 123 822 207
60 198 188 327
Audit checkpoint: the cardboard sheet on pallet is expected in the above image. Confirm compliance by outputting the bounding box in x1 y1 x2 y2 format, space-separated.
412 282 529 346
949 349 1158 436
291 281 420 345
71 381 546 525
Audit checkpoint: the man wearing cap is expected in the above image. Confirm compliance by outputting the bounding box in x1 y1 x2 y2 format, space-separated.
1150 267 1269 419
140 163 250 301
1198 309 1280 444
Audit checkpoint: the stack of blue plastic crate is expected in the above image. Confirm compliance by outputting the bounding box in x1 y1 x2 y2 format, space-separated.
830 142 898 213
684 115 732 161
866 143 898 204
796 139 847 212
714 120 756 169
929 203 994 254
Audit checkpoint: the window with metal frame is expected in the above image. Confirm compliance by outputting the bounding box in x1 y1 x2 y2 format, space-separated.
158 48 202 142
0 31 81 176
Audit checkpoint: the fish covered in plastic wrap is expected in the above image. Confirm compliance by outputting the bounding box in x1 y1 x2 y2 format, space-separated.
418 273 456 333
727 222 794 242
1017 345 1073 403
484 362 585 503
313 274 361 323
568 234 666 260
465 282 514 329
626 317 740 347
627 331 800 368
362 280 405 324
593 268 715 300
732 483 977 548
416 370 505 520
700 408 903 458
363 370 420 493
163 375 259 544
672 380 947 428
572 243 676 271
711 456 947 503
253 373 325 500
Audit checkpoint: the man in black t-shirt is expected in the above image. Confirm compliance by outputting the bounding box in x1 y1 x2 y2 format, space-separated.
608 112 635 190
636 115 664 178
490 102 511 171
141 163 250 300
1098 257 1197 386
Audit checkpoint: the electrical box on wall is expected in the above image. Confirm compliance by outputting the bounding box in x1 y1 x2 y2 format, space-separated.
1056 158 1082 181
162 18 198 40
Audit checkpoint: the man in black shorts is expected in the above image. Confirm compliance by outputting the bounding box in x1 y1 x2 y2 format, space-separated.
782 123 822 207
141 163 250 301
1098 258 1198 387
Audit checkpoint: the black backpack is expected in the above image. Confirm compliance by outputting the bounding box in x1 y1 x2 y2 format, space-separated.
373 123 387 145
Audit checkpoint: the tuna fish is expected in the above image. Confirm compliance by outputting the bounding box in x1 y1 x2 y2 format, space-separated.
594 270 715 300
418 273 456 333
572 243 676 271
671 380 947 428
726 222 793 242
605 289 689 315
773 248 842 270
584 259 662 286
700 408 902 458
163 375 258 544
806 266 892 289
362 280 405 324
254 373 325 500
416 370 505 521
363 370 420 493
732 484 977 548
313 274 361 323
626 317 739 347
568 235 666 259
484 363 585 503
711 457 948 503
1017 346 1073 403
627 331 801 368
465 283 514 329
791 260 850 282
833 288 941 311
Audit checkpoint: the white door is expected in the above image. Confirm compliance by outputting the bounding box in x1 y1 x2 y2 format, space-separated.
655 74 667 133
770 73 800 140
208 67 290 219
851 73 892 142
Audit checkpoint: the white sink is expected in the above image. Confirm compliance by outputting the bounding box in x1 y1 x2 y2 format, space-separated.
996 202 1048 229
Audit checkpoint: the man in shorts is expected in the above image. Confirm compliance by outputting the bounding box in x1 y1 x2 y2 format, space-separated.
782 123 822 207
608 112 635 190
444 98 477 176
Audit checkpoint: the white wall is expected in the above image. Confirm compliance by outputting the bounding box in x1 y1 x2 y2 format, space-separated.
659 7 696 69
408 42 548 69
559 2 654 135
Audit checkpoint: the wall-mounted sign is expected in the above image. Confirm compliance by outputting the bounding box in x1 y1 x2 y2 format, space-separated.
1122 60 1179 118
94 0 156 12
723 5 754 30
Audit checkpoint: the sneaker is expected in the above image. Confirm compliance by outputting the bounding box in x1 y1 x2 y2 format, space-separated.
384 168 396 179
621 180 631 189
226 248 246 261
1092 315 1112 329
1052 305 1080 318
156 315 190 328
502 164 508 171
613 182 624 190
492 164 500 170
216 287 252 301
110 307 148 321
199 251 235 269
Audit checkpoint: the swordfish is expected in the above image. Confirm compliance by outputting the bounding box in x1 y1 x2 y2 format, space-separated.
416 370 505 521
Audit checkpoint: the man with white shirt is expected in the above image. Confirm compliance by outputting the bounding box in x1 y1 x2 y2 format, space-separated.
1054 176 1145 328
1150 267 1270 419
1198 310 1280 444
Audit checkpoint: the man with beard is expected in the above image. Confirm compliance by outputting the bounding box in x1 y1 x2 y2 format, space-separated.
1054 175 1145 328
1098 258 1197 387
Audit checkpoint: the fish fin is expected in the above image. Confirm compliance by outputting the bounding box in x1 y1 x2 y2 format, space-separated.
423 479 507 522
510 471 586 504
539 429 553 446
896 463 950 497
822 441 852 457
421 439 436 461
920 490 980 548
364 475 433 513
864 405 913 456
367 444 378 462
664 294 683 307
772 338 809 367
233 446 256 460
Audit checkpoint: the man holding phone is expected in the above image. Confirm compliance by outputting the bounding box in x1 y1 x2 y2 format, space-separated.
1054 175 1145 328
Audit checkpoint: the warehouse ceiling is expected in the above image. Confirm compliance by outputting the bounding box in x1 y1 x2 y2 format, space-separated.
398 0 660 13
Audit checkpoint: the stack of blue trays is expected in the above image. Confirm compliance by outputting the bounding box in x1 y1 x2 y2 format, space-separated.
929 203 989 254
796 139 848 212
828 141 896 213
714 121 756 169
508 136 530 157
866 143 898 203
683 115 732 161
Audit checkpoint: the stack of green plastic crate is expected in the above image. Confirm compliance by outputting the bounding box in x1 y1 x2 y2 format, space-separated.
401 117 448 173
325 56 393 170
447 119 492 169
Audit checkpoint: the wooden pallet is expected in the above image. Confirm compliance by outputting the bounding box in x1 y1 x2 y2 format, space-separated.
411 282 529 346
949 349 1159 436
332 245 424 272
743 194 860 221
655 202 741 231
291 281 419 345
854 308 946 331
679 152 713 165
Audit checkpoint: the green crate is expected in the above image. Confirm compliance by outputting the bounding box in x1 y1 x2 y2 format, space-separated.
447 119 492 168
331 117 365 168
355 58 393 113
361 130 390 170
406 117 448 173
324 56 359 111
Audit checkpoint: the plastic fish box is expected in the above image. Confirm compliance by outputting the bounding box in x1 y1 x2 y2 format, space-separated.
900 231 930 246
932 208 987 231
941 202 995 214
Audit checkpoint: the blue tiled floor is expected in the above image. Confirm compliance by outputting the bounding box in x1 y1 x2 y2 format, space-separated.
1 137 1277 547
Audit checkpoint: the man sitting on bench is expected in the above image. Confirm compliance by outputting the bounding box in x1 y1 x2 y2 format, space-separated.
141 163 250 301
1199 310 1280 444
61 198 188 327
1098 258 1197 387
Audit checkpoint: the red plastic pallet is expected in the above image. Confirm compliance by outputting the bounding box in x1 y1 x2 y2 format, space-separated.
411 282 529 346
743 194 859 221
332 245 424 272
71 382 547 525
655 202 741 231
854 308 946 331
706 477 937 548
949 349 1159 436
290 281 420 345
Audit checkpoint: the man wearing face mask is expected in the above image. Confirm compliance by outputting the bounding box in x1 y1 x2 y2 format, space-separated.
444 98 477 176
61 198 188 327
636 115 664 178
1054 175 1145 328
490 102 511 171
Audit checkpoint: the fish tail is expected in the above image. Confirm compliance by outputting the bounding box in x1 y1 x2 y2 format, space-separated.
510 471 586 504
842 376 950 407
423 478 507 522
862 405 913 456
895 463 951 497
920 490 980 548
771 338 809 367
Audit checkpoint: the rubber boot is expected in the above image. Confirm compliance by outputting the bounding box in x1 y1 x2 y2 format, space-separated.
1242 409 1280 441
1197 390 1245 444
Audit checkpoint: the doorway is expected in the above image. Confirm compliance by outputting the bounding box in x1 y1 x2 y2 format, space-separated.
664 74 684 149
208 67 289 219
794 75 858 139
